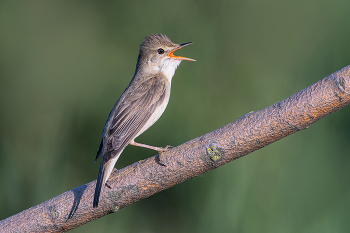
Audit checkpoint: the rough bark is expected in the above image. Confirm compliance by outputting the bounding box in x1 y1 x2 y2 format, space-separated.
1 65 350 232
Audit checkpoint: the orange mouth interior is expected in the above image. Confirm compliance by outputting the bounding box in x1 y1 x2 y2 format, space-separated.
168 47 196 61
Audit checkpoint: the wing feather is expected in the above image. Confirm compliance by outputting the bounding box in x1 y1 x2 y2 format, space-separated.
101 75 167 161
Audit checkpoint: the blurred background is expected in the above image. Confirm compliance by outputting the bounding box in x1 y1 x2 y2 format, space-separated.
1 0 350 232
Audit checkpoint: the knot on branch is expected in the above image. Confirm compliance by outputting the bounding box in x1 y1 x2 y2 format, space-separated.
206 141 224 162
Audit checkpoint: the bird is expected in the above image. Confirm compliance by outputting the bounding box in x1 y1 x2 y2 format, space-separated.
93 34 195 208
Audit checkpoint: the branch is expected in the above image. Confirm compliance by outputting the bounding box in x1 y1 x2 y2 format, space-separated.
1 65 350 232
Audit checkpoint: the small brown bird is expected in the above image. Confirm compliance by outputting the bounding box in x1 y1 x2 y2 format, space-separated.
93 34 195 207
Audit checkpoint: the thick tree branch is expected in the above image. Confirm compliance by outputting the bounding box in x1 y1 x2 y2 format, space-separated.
1 65 350 232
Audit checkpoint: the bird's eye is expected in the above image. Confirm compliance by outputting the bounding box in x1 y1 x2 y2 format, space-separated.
157 48 165 54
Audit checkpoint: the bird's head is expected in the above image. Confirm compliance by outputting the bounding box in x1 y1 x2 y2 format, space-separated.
136 34 195 80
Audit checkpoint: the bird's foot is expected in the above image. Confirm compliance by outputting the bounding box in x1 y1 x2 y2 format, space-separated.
157 145 173 154
157 145 172 166
105 182 112 189
129 140 173 165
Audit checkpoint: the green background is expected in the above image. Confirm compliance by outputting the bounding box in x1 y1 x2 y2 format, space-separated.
1 0 350 232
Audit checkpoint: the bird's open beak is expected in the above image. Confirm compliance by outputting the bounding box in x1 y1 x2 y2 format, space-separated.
168 42 196 61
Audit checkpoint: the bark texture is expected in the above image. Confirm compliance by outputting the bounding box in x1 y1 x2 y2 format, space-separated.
1 65 350 232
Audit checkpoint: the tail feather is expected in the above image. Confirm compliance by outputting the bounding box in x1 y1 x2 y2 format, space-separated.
93 162 106 208
93 153 121 208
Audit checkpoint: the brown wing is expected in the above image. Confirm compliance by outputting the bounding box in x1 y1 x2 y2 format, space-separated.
101 76 167 161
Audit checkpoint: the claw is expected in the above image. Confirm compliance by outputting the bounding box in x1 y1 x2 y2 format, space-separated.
105 182 112 189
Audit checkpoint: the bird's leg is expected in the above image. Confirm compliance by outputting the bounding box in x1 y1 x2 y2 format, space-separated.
129 139 172 166
129 139 172 153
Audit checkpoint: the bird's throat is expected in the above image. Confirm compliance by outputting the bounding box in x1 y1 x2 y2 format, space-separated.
159 59 182 83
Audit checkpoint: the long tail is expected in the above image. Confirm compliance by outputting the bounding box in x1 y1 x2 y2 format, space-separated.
93 153 121 208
